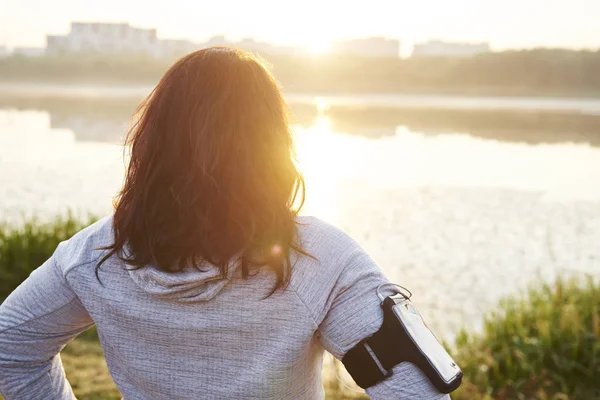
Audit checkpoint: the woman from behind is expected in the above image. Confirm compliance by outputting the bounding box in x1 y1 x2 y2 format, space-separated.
0 48 449 399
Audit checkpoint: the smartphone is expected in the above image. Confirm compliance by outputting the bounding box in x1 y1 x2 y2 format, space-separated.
384 294 463 393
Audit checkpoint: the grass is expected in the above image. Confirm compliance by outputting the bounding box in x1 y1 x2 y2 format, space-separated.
0 212 95 302
452 276 600 400
62 333 122 400
1 215 599 399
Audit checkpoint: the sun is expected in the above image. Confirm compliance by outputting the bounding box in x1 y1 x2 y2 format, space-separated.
305 40 332 55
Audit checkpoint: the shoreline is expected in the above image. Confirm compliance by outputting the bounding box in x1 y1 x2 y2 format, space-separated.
2 81 600 114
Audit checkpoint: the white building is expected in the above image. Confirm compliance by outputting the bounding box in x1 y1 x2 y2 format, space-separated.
156 39 199 58
0 45 9 58
39 22 400 59
234 38 299 57
411 40 490 58
332 37 400 58
206 36 228 47
47 22 160 56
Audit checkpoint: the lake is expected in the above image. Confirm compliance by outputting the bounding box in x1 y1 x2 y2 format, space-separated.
1 88 599 339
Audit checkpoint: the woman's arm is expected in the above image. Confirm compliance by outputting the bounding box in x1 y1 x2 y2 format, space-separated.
316 248 450 399
0 254 94 400
291 218 452 400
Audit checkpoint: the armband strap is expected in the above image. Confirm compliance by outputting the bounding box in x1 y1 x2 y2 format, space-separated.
341 305 408 389
341 294 462 393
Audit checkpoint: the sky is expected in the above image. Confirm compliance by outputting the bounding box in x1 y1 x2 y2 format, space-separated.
0 0 599 52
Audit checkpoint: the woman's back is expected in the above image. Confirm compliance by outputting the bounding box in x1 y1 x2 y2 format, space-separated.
0 48 449 399
0 215 447 399
62 216 334 399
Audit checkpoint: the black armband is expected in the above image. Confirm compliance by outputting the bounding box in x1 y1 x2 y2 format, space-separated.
341 290 462 394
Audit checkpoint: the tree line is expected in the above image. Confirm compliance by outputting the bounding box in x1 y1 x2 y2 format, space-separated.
1 49 600 97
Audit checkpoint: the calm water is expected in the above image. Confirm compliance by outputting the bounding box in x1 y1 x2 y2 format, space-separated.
1 89 599 339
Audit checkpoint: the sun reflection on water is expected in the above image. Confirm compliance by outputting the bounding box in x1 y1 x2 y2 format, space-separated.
293 105 600 218
2 106 600 337
295 115 365 223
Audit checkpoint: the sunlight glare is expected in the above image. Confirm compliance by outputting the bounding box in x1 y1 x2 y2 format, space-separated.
311 116 331 134
271 244 282 256
315 97 330 115
306 40 332 55
294 116 363 222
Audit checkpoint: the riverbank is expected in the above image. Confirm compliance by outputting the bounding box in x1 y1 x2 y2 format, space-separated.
2 48 600 99
0 215 598 399
3 80 600 104
3 84 600 149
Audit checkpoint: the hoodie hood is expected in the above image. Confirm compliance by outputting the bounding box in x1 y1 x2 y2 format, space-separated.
128 261 238 302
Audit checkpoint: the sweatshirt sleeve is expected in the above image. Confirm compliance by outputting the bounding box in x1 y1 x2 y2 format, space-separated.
0 253 95 400
319 249 450 399
293 220 450 399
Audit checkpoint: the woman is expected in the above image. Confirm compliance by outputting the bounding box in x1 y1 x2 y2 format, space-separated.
0 48 448 399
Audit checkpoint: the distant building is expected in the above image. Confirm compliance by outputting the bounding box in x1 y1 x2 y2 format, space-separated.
47 22 160 56
234 38 299 56
156 39 199 58
411 40 490 57
332 37 400 58
36 22 402 59
0 45 9 58
206 36 228 47
236 38 265 54
46 35 68 54
13 47 45 57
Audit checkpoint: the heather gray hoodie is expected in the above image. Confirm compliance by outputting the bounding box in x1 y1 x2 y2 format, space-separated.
0 216 449 399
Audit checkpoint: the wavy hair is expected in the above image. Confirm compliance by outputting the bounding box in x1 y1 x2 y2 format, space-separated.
98 48 306 294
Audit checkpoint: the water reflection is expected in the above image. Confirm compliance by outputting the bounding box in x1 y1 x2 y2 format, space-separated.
327 107 600 145
1 96 600 338
0 97 135 143
0 94 599 145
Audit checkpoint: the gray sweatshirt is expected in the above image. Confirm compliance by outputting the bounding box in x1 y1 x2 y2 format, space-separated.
0 216 449 399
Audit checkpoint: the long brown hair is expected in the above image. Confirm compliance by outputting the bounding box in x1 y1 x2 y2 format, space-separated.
98 48 306 294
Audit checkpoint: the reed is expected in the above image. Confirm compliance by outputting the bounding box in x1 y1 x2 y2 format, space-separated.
0 212 95 301
452 276 600 400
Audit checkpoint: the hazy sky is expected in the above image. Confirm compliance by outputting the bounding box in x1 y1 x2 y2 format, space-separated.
1 0 599 51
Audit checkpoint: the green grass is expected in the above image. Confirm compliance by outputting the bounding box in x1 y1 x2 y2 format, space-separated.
0 212 96 301
1 215 599 399
452 276 600 400
62 333 122 400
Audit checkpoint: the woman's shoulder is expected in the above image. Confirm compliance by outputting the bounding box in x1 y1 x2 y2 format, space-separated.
53 215 114 275
293 216 372 283
295 216 356 243
296 216 363 258
290 216 385 327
